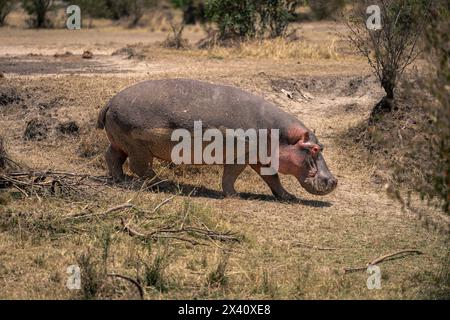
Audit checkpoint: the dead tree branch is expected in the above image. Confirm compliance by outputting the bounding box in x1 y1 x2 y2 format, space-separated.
343 249 423 273
119 218 241 246
107 273 145 300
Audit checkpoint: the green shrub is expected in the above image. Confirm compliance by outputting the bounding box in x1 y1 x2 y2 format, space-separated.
22 0 54 28
413 1 449 214
0 0 15 26
171 0 206 25
205 0 297 41
308 0 346 20
347 0 428 116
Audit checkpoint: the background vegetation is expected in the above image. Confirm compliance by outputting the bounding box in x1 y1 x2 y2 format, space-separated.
0 0 448 299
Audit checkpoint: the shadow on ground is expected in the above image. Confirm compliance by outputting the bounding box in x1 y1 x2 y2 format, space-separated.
111 177 333 208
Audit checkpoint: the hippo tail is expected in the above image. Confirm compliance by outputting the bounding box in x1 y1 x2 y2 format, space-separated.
97 103 110 130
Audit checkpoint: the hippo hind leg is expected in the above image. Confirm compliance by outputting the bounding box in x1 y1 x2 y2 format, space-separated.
128 150 158 181
222 164 246 197
105 144 127 181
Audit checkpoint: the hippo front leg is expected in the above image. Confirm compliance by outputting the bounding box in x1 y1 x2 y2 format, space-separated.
222 164 246 197
250 165 296 201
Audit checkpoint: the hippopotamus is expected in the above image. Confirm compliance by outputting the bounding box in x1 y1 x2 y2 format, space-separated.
97 79 337 200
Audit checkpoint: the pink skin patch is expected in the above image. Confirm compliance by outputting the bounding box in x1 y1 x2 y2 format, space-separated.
279 126 322 179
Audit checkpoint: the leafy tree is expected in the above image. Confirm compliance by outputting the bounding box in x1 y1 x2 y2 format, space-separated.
205 0 299 40
414 1 449 214
22 0 54 28
171 0 206 25
71 0 155 27
260 0 298 38
347 0 428 117
0 0 15 26
308 0 346 20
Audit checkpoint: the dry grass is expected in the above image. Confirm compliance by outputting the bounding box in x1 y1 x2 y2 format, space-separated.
198 38 340 60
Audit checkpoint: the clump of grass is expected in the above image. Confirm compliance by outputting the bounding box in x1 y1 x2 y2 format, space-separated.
142 248 171 293
207 252 229 287
162 22 189 50
77 130 108 159
98 226 115 272
0 191 11 205
200 38 339 60
257 269 277 297
77 250 105 300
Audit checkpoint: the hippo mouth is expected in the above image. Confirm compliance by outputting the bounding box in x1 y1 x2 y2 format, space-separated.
298 155 337 196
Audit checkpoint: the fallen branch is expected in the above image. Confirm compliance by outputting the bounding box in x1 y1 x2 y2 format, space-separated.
107 273 145 300
281 89 294 99
293 241 339 251
66 202 152 221
0 169 104 198
104 203 145 215
343 249 423 274
120 218 240 246
152 195 176 213
120 218 205 246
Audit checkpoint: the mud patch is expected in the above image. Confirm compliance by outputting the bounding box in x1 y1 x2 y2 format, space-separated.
57 121 79 136
0 56 132 75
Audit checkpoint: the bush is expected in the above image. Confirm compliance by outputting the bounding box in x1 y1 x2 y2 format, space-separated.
162 22 189 49
205 0 298 41
0 0 15 26
409 1 449 214
260 0 298 38
22 0 54 28
68 0 156 27
347 0 428 117
206 0 257 40
308 0 346 20
171 0 206 25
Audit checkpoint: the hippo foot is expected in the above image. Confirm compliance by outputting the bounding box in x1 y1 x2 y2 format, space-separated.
275 192 297 202
109 174 133 184
223 191 240 199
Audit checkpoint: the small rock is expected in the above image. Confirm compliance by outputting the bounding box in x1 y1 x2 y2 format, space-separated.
82 50 94 59
54 51 73 58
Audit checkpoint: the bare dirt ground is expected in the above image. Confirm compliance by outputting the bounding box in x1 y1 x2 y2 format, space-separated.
0 22 448 299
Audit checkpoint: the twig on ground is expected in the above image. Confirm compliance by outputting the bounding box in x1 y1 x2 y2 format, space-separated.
343 249 423 274
152 195 176 213
119 218 240 246
293 242 340 251
107 273 145 300
120 218 205 246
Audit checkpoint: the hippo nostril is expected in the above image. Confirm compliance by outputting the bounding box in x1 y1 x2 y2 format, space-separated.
328 178 337 189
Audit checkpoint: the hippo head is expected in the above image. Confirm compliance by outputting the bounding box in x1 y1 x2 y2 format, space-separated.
279 130 337 196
